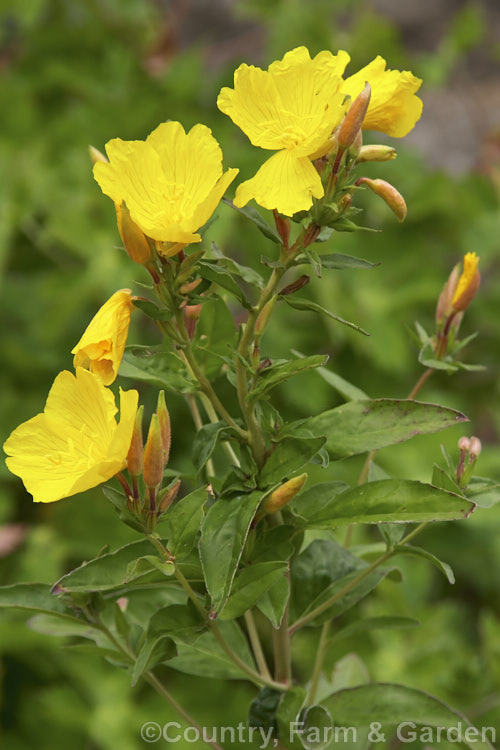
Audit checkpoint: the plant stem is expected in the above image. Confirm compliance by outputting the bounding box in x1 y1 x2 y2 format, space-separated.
146 535 286 691
272 570 292 686
199 392 241 468
307 619 331 704
144 674 224 750
244 610 272 681
290 522 428 635
185 393 216 478
407 368 434 400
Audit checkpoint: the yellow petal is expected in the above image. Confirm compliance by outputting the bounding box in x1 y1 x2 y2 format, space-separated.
182 168 239 233
342 56 423 137
3 369 138 503
234 150 323 216
218 46 348 156
72 289 133 385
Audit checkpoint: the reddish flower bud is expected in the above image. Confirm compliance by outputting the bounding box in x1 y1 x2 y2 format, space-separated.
357 177 407 222
263 473 308 514
143 414 164 489
469 436 482 459
157 391 171 465
158 478 181 514
436 264 461 326
337 83 371 150
127 405 144 478
273 210 291 248
116 201 151 265
279 275 310 296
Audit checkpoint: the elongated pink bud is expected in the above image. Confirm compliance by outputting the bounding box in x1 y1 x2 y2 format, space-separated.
357 177 407 222
157 390 171 465
337 83 371 150
143 414 164 489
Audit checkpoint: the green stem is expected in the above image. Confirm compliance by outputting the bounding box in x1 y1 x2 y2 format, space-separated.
244 610 272 681
290 522 428 635
307 619 331 704
272 569 292 686
146 535 285 691
185 393 216 478
199 392 241 468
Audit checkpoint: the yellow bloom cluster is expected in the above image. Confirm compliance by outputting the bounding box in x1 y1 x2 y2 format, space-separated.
4 292 137 503
218 46 422 216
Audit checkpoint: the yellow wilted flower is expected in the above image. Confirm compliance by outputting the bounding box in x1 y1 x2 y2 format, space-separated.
93 121 238 249
218 46 422 215
217 46 348 216
3 368 138 503
72 289 133 386
451 252 480 312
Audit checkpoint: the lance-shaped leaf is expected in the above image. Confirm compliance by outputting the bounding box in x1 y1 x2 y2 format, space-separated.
199 491 264 614
162 487 207 560
222 197 282 243
297 252 379 270
247 355 328 403
219 561 287 620
260 434 326 486
0 582 70 616
300 399 468 460
291 480 474 528
119 346 193 392
195 296 238 379
280 296 369 336
326 684 495 750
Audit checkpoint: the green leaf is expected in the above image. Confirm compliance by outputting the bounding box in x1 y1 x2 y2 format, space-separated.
247 355 328 403
223 197 282 243
54 539 167 593
198 260 251 309
168 620 256 679
119 346 193 392
465 476 500 508
219 562 287 620
432 464 463 494
309 253 378 270
280 296 369 336
290 481 349 525
256 575 290 628
132 298 172 322
27 613 104 644
195 297 238 379
378 522 406 549
0 582 69 616
162 487 207 560
102 485 144 533
393 544 455 584
326 683 495 750
126 555 175 579
131 635 176 686
211 244 265 288
192 422 231 472
199 492 264 614
298 705 333 750
248 686 281 732
260 435 326 486
301 399 468 460
276 687 306 750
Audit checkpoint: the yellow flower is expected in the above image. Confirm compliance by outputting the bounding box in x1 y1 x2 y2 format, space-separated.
217 46 348 216
218 46 422 215
72 289 133 386
93 121 238 246
341 55 423 138
452 252 480 312
3 368 138 503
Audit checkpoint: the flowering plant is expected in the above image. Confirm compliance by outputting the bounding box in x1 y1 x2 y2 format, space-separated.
2 47 495 749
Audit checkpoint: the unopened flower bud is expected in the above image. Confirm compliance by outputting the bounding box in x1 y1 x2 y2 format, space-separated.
356 145 397 163
469 436 482 458
157 391 171 465
127 405 144 477
337 193 352 214
143 414 164 489
458 436 471 453
263 473 308 514
116 201 151 265
273 210 290 248
179 278 202 295
255 296 277 340
303 223 321 247
158 478 181 514
436 263 461 326
185 303 202 339
357 177 407 222
451 252 480 313
337 83 371 150
279 275 310 296
88 145 108 164
348 129 363 160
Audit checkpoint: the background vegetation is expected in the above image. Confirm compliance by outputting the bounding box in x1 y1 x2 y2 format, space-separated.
1 0 499 748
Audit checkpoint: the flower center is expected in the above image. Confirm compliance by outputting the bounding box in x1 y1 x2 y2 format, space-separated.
279 126 307 150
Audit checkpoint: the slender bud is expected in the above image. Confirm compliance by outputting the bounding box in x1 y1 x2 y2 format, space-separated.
116 201 151 265
157 391 171 465
356 177 407 222
436 263 461 326
356 145 397 163
469 436 482 459
179 278 202 294
458 436 471 453
88 145 108 164
348 129 363 160
143 414 164 489
273 210 291 248
451 252 480 313
255 296 277 340
337 83 371 150
279 275 310 296
303 223 321 247
158 478 181 514
127 405 144 477
263 473 308 514
184 303 202 339
337 193 352 214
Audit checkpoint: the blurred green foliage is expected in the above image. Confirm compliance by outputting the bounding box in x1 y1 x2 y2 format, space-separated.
1 0 499 747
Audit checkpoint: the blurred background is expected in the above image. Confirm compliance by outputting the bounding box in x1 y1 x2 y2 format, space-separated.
1 0 500 748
